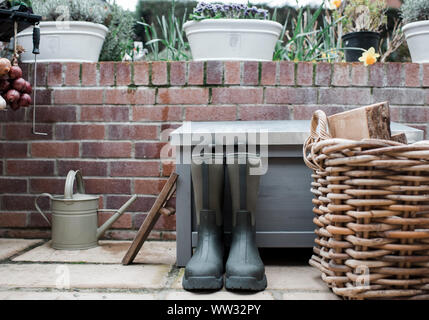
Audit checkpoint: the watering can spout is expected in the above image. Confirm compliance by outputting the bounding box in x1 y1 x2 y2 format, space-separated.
96 195 138 240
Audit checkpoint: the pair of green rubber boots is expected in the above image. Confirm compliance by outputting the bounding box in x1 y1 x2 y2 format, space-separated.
182 154 267 291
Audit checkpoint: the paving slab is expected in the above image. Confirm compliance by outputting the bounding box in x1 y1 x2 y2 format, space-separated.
0 264 171 289
282 291 340 300
266 266 328 291
165 290 274 300
0 239 43 261
0 290 157 300
13 240 176 265
172 268 186 289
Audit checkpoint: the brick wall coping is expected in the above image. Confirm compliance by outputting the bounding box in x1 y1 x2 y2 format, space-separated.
21 61 429 88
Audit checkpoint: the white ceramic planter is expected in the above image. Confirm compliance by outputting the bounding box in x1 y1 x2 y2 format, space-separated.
403 20 429 63
183 19 283 61
16 21 108 63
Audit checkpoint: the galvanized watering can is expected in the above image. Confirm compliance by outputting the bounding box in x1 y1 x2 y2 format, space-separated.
35 170 137 250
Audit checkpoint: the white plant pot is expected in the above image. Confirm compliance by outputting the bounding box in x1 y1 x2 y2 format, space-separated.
403 20 429 63
16 21 109 63
183 19 283 61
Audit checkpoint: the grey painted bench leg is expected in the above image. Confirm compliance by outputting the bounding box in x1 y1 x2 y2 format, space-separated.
176 147 192 267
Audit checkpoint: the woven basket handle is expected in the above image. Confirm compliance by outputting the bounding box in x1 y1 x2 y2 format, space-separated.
303 110 332 170
310 110 331 141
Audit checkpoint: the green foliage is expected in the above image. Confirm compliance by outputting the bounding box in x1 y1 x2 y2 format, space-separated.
138 0 337 62
8 0 32 7
135 0 197 42
135 0 404 62
100 3 136 61
31 0 110 24
138 0 190 61
334 0 387 33
401 0 429 23
274 3 344 62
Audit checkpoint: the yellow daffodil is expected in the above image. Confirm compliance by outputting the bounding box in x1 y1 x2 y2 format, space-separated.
328 0 342 10
358 47 380 66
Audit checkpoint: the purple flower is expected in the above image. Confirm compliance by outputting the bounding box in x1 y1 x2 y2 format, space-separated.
258 9 268 16
192 2 268 20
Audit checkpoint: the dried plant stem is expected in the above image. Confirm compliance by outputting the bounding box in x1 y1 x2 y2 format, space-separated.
381 19 405 62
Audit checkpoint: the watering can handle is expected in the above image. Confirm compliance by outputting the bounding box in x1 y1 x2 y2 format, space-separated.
34 193 53 226
64 170 85 199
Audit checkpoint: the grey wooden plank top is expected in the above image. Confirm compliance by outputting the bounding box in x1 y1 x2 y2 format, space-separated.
170 120 423 146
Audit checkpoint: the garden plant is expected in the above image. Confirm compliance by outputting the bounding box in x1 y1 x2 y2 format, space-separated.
31 0 136 61
138 0 404 64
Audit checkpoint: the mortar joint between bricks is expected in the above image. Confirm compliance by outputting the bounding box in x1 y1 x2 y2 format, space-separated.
113 62 117 87
328 62 333 87
365 63 369 87
208 87 213 104
288 105 294 120
316 87 320 104
185 61 189 86
221 61 225 85
167 62 171 86
275 61 280 86
130 63 135 86
128 104 133 122
312 63 316 86
203 61 207 85
382 63 387 87
148 62 153 86
262 86 266 105
79 63 83 86
131 139 136 159
348 63 352 85
154 87 158 105
96 63 100 87
102 87 106 105
61 63 66 87
396 63 404 87
239 61 244 85
294 62 297 87
418 63 423 87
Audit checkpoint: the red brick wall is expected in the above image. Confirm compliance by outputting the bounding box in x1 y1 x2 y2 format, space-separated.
1 61 428 240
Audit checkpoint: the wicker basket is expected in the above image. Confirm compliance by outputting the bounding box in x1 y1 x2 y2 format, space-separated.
303 110 429 300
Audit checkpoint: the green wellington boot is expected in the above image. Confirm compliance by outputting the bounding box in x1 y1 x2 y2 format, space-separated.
225 153 267 291
182 154 224 291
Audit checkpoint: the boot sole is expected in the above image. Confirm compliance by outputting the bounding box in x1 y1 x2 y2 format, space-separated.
225 275 267 291
182 275 223 291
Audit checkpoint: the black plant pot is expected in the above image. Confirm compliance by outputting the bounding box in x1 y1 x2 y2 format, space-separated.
342 31 381 62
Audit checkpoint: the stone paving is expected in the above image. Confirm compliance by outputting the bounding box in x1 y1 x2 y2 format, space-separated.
0 238 339 300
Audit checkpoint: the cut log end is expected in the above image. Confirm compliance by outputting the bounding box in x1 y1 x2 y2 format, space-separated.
391 132 408 144
327 101 391 140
